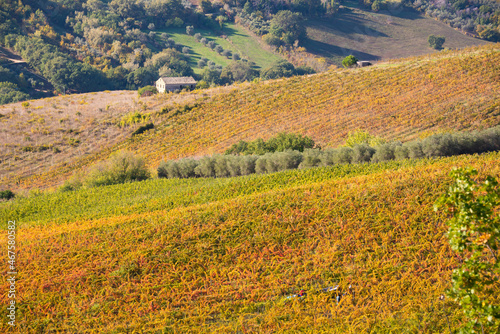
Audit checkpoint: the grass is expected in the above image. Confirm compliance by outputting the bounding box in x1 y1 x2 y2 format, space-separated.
304 1 491 65
0 157 452 226
159 24 283 74
223 23 283 69
1 152 499 332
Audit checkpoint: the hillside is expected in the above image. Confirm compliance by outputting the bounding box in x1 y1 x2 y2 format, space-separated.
1 152 499 332
2 44 499 191
165 23 284 74
304 1 491 65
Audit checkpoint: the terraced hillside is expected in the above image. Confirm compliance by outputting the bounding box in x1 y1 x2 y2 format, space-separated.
1 152 499 332
2 45 500 190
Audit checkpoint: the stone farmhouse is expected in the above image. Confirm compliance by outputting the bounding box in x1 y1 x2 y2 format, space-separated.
156 76 197 93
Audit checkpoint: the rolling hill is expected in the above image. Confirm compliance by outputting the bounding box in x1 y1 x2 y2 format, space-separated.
303 0 491 65
1 152 499 332
2 44 499 191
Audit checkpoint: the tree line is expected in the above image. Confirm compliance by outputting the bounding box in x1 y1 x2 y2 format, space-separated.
158 126 500 179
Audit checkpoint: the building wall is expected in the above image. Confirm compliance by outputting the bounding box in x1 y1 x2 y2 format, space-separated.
156 80 196 93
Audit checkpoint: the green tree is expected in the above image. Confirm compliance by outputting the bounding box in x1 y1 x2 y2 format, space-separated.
220 61 258 84
268 10 306 46
0 82 30 105
85 151 151 187
201 0 213 13
428 35 445 49
342 55 358 68
435 168 500 333
261 60 296 79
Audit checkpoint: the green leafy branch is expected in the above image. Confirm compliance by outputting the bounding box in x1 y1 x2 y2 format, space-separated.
436 168 500 333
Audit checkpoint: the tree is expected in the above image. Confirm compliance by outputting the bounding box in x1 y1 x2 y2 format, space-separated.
0 190 15 200
261 60 296 79
85 151 151 187
342 55 358 68
215 45 223 54
201 0 213 13
197 58 207 68
202 67 222 85
428 35 445 49
186 25 194 35
435 168 500 333
220 61 258 84
216 15 227 29
269 10 306 46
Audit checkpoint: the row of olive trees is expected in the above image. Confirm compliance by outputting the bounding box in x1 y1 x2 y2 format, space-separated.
158 126 500 179
58 126 500 191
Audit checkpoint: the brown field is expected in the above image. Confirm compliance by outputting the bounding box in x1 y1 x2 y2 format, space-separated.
304 1 491 65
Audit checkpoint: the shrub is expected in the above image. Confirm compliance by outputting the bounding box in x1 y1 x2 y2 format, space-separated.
222 50 231 58
226 132 315 155
371 142 401 163
319 148 336 166
238 155 258 175
263 33 282 47
132 123 154 136
342 55 358 68
352 144 376 163
197 59 207 68
215 45 223 54
158 160 180 178
394 145 409 160
214 155 231 177
194 156 217 177
195 80 209 89
182 47 190 54
85 151 150 187
345 130 385 147
208 41 216 49
186 26 194 35
299 148 322 169
406 141 425 159
194 33 202 41
266 132 315 152
0 190 15 200
274 150 303 170
333 147 354 164
428 35 445 49
232 53 240 61
59 175 83 192
200 37 208 45
421 133 459 157
137 85 157 97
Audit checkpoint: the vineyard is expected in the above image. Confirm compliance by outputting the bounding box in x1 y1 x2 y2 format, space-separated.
0 152 499 332
2 44 500 191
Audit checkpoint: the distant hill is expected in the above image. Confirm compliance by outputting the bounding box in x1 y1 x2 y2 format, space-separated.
303 1 491 65
1 44 499 190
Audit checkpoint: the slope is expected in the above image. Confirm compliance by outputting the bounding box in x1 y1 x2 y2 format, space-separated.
2 44 500 190
1 152 499 332
304 1 491 65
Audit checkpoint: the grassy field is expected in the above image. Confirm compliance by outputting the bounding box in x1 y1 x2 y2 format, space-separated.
1 152 499 332
161 24 283 74
2 44 500 191
304 1 491 65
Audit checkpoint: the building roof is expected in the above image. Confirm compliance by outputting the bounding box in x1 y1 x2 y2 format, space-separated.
158 76 197 85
